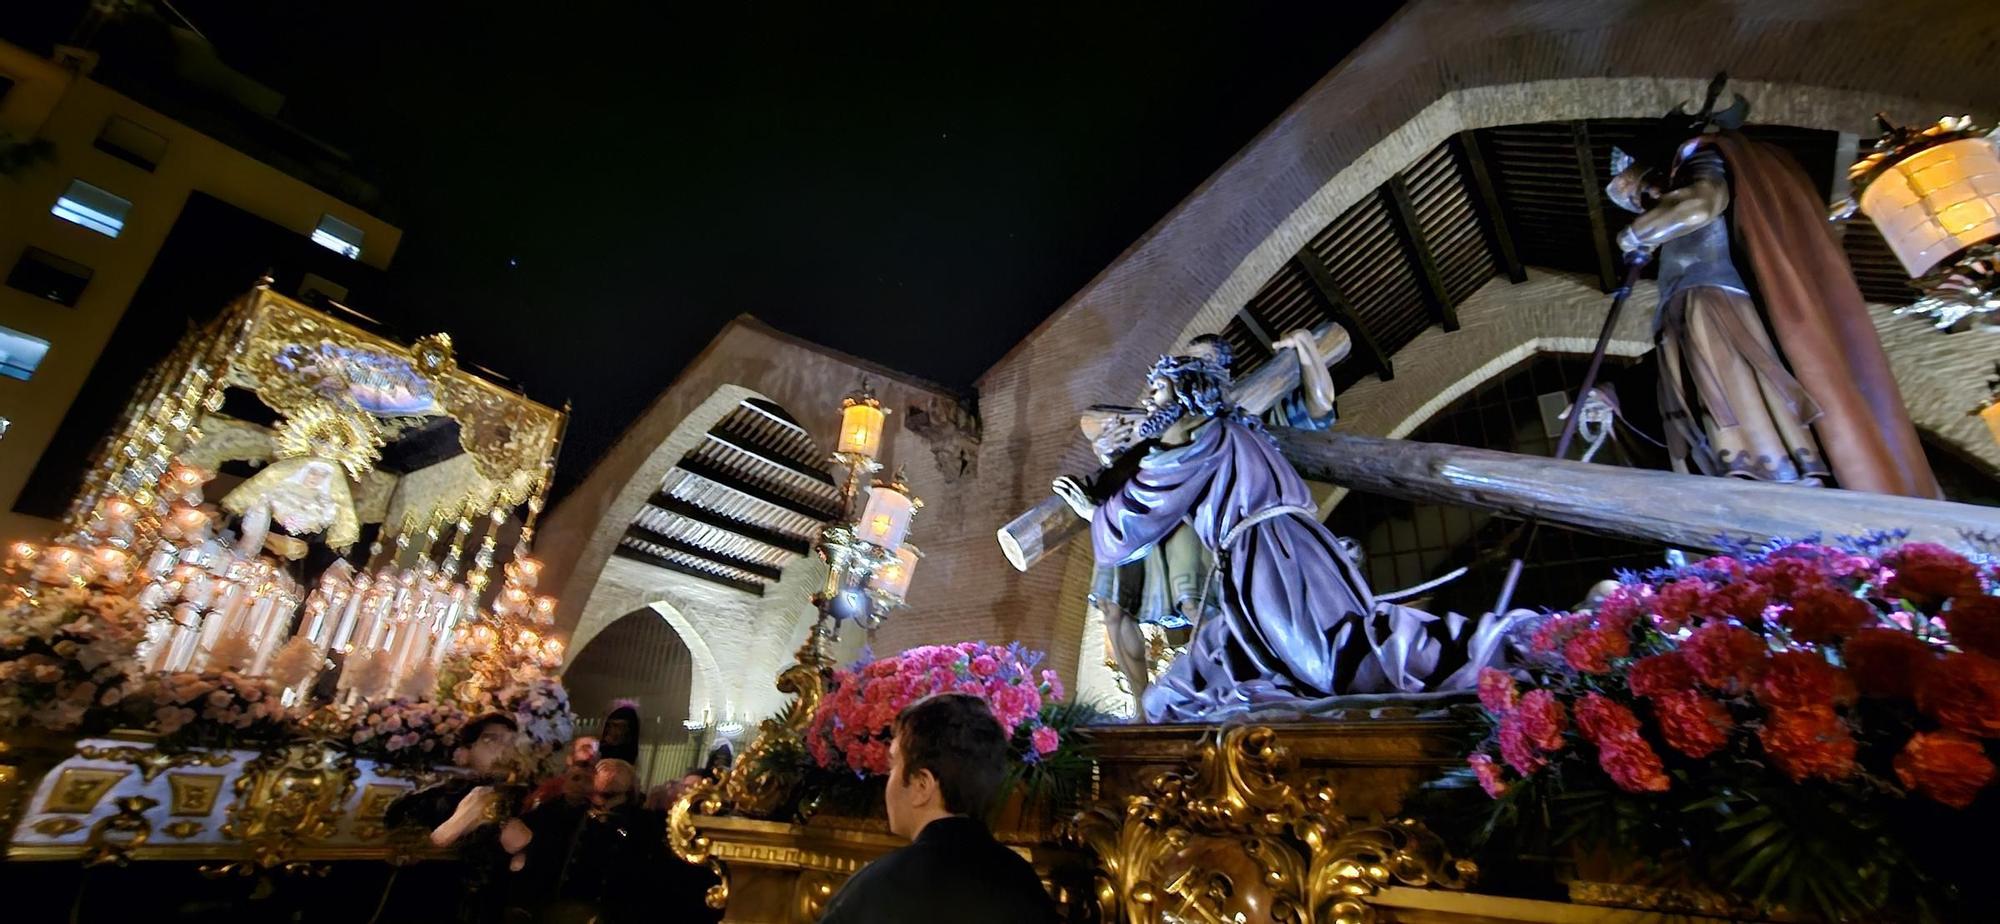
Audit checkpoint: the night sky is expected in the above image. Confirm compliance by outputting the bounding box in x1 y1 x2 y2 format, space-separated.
13 2 1401 492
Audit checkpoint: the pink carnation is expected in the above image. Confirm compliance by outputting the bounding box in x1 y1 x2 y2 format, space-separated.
1031 726 1060 755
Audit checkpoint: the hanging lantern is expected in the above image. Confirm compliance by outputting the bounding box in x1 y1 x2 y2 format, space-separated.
837 382 888 460
858 470 921 551
1837 116 2000 329
874 543 921 602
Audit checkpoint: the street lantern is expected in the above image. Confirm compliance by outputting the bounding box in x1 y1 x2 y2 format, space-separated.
837 383 888 460
1836 116 2000 330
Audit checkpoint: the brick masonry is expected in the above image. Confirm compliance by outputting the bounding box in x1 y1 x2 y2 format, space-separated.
545 1 2000 704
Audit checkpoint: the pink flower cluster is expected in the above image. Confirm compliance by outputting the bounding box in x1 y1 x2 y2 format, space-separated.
350 696 471 765
807 641 1066 777
134 670 293 739
1471 540 2000 808
0 579 149 732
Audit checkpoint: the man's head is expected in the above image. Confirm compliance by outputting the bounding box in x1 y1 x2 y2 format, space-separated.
455 713 520 776
567 736 600 768
593 758 637 808
885 693 1009 840
1139 335 1234 439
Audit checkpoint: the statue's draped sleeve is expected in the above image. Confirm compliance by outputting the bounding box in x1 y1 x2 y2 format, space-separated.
1091 425 1222 567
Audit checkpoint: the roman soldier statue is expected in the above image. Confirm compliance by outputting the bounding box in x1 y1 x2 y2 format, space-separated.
1605 77 1938 497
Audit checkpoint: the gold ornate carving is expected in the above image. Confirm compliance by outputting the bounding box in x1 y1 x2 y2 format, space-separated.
167 772 228 816
43 767 130 814
796 870 839 921
350 782 413 841
668 780 732 910
85 795 158 867
76 743 235 783
205 741 359 877
162 820 205 839
1070 725 1474 924
31 816 85 837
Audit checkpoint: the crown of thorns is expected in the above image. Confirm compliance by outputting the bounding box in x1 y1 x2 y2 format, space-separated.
1147 352 1230 386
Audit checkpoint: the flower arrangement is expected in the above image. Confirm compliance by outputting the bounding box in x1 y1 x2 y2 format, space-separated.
807 641 1066 777
347 695 470 768
1445 536 2000 921
127 669 295 749
0 564 149 733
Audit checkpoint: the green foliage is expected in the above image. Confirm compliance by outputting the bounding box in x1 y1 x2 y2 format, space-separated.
998 697 1116 822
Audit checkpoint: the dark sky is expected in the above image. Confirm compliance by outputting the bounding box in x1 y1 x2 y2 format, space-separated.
24 2 1401 489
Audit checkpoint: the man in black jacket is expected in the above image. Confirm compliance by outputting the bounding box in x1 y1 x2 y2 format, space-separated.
818 693 1060 923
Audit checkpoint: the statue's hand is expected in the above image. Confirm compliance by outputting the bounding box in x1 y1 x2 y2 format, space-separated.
1051 476 1096 522
1615 225 1655 257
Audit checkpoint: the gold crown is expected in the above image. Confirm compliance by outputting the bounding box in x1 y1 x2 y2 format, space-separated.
274 401 383 479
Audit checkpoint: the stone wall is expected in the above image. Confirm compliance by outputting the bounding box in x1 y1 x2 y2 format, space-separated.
544 1 2000 699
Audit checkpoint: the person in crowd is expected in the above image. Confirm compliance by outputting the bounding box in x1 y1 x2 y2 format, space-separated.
644 767 707 812
524 736 599 812
598 700 641 764
383 712 526 923
817 693 1060 923
500 758 682 923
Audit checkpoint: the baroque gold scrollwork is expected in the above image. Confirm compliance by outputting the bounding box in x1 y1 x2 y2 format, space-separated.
667 780 731 911
76 743 235 783
84 795 158 867
204 742 359 877
1071 725 1474 924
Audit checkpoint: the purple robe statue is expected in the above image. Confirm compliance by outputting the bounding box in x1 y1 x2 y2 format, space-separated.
1093 415 1385 722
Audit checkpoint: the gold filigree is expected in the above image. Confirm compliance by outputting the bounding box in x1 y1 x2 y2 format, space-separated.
1070 725 1474 924
668 779 732 910
162 820 205 839
203 741 358 877
31 816 85 837
273 400 384 479
84 795 158 867
350 782 414 841
76 744 235 783
42 767 130 813
166 772 228 816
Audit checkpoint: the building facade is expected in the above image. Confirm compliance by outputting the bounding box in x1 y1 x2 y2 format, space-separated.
0 39 400 543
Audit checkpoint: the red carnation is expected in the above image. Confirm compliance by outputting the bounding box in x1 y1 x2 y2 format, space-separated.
1595 585 1650 625
1468 753 1508 798
1563 621 1631 675
1516 689 1567 751
1753 650 1856 711
1917 652 2000 738
1759 706 1858 782
1708 581 1772 625
1944 595 2000 659
1894 731 1996 809
1497 713 1547 776
1781 584 1877 644
1529 613 1587 655
1652 691 1733 758
1882 543 1981 607
1681 623 1768 693
1477 667 1518 714
1653 578 1713 631
1628 652 1695 699
1574 692 1643 745
1750 555 1832 601
1597 737 1672 793
1843 628 1934 699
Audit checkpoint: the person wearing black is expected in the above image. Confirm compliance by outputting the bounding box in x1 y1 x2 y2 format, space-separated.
502 758 715 923
382 712 526 924
817 693 1060 924
597 701 641 764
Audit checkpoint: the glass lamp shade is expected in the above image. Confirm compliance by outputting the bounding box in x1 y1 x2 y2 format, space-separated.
874 543 921 601
839 400 886 458
858 485 915 550
1859 137 2000 277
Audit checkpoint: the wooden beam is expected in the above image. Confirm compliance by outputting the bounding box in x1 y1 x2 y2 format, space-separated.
676 457 842 522
1571 120 1619 292
707 424 837 486
1380 176 1460 331
1457 130 1526 283
1293 253 1393 381
1235 310 1277 351
646 493 812 555
1274 430 2000 553
623 525 785 581
613 544 766 595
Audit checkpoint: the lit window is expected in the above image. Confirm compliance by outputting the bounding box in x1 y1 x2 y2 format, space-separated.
51 180 130 237
0 326 50 381
310 213 363 259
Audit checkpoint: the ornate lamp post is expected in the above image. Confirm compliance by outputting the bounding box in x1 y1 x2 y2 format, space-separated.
1835 116 2000 330
800 381 923 672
